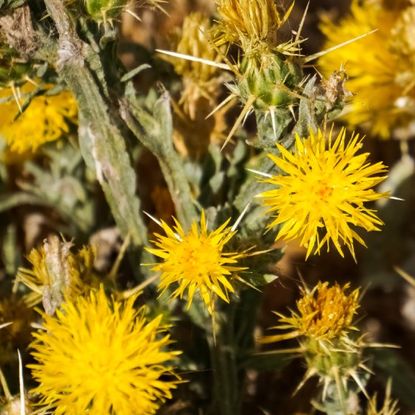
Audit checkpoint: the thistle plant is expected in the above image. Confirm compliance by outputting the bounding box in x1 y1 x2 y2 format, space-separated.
260 282 380 414
208 0 347 149
0 0 410 414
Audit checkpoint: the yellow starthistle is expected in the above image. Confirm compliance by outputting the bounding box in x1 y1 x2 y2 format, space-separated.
319 0 415 138
0 82 77 155
258 128 388 259
29 288 180 415
17 236 96 314
211 0 303 148
213 0 294 55
260 282 371 403
146 212 246 314
159 0 306 150
261 282 360 344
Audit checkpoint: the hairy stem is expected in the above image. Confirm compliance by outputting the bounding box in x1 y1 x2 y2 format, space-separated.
43 0 148 247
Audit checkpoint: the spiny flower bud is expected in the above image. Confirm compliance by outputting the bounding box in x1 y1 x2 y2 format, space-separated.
209 0 307 148
235 53 302 112
261 282 360 345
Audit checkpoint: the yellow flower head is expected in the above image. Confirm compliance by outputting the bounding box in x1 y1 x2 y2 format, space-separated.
289 282 359 340
261 282 359 344
29 288 180 415
146 212 246 314
213 0 288 51
0 82 77 154
17 236 95 314
319 0 415 138
259 128 388 259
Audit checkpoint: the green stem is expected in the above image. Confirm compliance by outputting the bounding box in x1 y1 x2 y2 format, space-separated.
43 0 148 247
209 302 241 415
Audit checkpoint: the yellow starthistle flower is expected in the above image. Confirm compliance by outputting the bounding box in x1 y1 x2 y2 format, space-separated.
0 82 77 154
17 236 96 314
29 288 180 415
319 0 415 138
260 282 370 403
213 0 293 54
146 212 246 314
210 0 304 148
259 128 388 259
262 282 360 344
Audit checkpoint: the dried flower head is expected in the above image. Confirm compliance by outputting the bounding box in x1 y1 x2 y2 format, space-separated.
0 82 77 154
319 0 415 138
173 13 220 109
146 212 246 314
17 236 96 314
259 128 388 259
29 288 180 415
170 13 230 157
